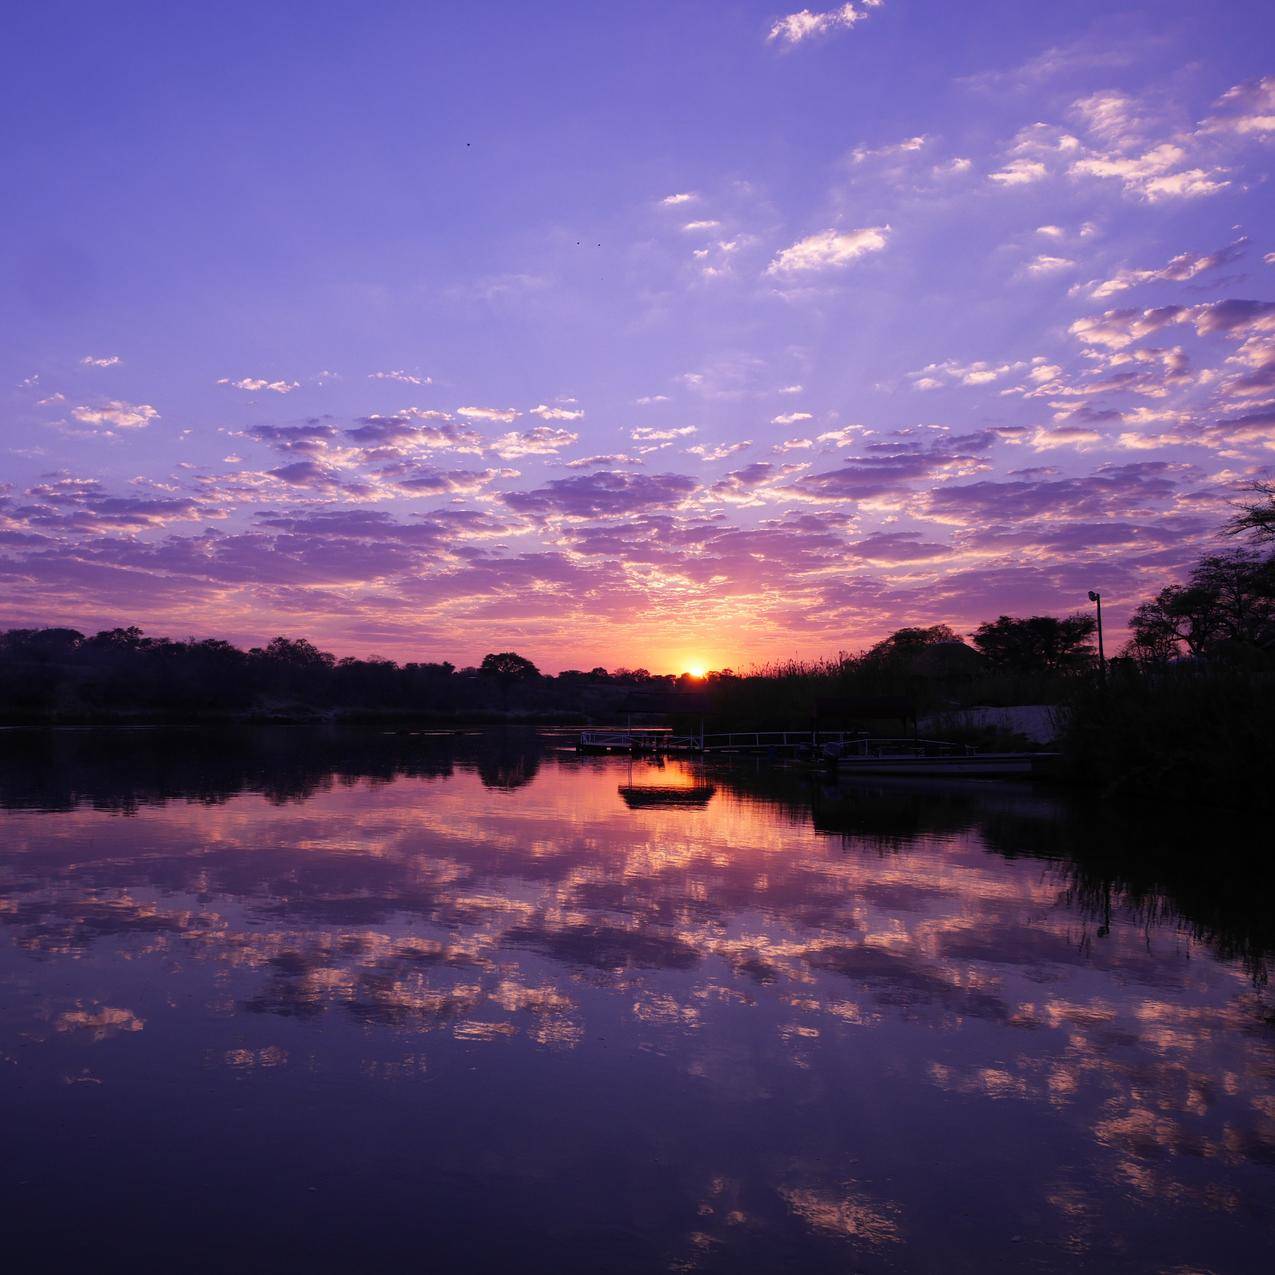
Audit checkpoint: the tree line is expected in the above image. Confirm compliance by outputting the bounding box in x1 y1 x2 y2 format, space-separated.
2 487 1271 722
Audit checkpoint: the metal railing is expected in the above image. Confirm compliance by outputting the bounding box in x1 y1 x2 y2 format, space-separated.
580 729 876 752
835 737 975 758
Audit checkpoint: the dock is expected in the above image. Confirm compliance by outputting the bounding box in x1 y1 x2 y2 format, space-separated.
578 730 1057 777
578 729 864 755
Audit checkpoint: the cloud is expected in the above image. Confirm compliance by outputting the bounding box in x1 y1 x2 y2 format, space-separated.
926 461 1182 522
772 411 814 425
851 135 928 163
1081 238 1248 299
660 192 697 205
848 531 951 562
1200 75 1275 138
70 400 159 430
388 467 509 496
767 1 883 48
1068 305 1186 350
707 461 806 503
21 477 204 529
368 370 430 385
79 355 120 368
988 95 1242 202
1069 145 1229 201
345 414 485 456
503 471 697 518
1027 425 1105 451
456 405 520 423
247 423 340 455
790 433 994 501
910 358 1032 389
217 377 300 394
266 461 348 488
1069 89 1155 149
635 394 670 405
682 219 721 231
766 226 889 276
1065 298 1275 407
989 159 1049 186
529 404 585 421
1022 255 1077 278
687 441 752 462
958 37 1136 93
631 426 697 441
562 453 645 469
490 426 579 459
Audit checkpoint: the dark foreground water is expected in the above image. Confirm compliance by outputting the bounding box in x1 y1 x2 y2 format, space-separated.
1 728 1272 1273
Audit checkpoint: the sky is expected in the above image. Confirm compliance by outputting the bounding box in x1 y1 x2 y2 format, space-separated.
2 0 1273 673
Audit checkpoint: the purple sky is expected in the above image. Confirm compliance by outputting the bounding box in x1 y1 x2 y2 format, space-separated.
3 1 1273 671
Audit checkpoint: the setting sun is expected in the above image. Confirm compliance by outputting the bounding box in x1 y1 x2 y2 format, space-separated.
684 665 707 679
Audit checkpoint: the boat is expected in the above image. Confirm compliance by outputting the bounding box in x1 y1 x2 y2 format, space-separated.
617 783 717 808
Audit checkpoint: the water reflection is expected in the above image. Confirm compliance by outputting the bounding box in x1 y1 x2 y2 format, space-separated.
0 727 1272 1273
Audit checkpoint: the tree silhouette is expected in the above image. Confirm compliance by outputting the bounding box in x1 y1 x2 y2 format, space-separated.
1128 549 1275 661
1226 481 1275 545
971 614 1096 672
479 651 540 680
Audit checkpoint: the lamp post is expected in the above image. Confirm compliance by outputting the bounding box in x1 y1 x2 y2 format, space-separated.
1087 590 1105 676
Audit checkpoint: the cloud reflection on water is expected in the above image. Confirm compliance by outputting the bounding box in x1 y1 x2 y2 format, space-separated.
0 728 1272 1271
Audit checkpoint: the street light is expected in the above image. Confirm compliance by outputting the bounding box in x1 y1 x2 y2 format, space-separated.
1088 590 1105 674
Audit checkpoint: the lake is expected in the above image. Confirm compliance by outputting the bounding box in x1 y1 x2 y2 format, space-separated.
1 728 1272 1273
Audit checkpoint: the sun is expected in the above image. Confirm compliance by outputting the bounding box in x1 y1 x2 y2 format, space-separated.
684 664 708 679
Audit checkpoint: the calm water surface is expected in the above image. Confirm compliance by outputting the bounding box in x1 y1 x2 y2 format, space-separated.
1 729 1272 1273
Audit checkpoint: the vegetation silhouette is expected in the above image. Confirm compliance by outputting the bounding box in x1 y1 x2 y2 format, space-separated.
1 491 1271 806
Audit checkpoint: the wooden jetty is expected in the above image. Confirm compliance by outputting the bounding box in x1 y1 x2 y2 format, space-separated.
578 729 864 755
825 737 1057 777
578 730 1056 778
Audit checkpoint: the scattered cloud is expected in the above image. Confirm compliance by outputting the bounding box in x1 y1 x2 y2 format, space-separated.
851 135 928 164
369 370 430 385
632 426 697 441
504 470 697 518
79 355 120 368
530 404 585 421
456 405 521 423
562 453 645 469
217 377 300 394
910 358 1035 389
491 426 580 459
1200 75 1275 138
772 411 814 425
766 226 889 276
688 441 752 462
70 400 159 430
1079 238 1247 299
1022 254 1077 278
767 2 884 49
